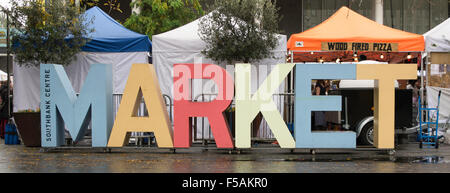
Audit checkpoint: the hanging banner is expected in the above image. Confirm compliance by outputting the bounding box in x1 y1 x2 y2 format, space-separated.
321 42 398 52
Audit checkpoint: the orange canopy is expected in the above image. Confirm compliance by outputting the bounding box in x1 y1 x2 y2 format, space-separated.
287 6 424 52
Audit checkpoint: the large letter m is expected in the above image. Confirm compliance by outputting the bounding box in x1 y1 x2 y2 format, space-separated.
40 63 113 147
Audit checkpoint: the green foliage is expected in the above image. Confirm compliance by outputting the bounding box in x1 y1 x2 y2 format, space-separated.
103 0 123 14
72 0 123 15
7 0 92 67
124 0 204 39
199 0 281 64
70 0 99 7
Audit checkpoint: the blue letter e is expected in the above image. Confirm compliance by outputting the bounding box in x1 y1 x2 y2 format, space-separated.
294 63 356 148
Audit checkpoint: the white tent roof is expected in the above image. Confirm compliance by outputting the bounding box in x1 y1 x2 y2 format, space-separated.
152 15 206 53
152 13 287 97
153 13 287 54
424 17 450 52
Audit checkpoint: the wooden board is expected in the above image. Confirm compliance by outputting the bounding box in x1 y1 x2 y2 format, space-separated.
321 42 398 52
428 53 450 88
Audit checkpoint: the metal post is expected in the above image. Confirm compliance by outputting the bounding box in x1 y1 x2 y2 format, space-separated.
301 0 304 32
343 97 349 129
422 52 427 107
6 13 10 118
290 51 294 63
372 0 384 24
201 94 204 144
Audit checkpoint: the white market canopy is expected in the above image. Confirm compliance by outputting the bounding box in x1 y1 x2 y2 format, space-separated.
423 18 450 124
152 13 288 139
424 17 450 52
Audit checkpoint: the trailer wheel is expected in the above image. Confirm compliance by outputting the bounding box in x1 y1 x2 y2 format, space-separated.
359 121 374 146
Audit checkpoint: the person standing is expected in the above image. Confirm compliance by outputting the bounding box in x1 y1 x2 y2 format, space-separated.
406 80 415 90
410 79 421 125
313 80 328 130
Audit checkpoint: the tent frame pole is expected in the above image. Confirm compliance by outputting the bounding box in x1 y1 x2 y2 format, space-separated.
6 12 11 118
422 52 429 107
290 51 293 63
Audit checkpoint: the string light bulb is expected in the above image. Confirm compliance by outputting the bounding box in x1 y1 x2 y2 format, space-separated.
310 52 314 55
336 58 341 63
380 53 384 59
319 57 324 63
407 53 412 59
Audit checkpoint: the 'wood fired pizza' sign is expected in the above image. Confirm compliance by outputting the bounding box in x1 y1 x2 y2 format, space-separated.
321 42 398 52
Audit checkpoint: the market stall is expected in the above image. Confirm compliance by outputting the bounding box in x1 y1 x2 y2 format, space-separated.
152 13 287 141
13 6 151 114
423 17 450 126
287 6 424 64
286 6 424 146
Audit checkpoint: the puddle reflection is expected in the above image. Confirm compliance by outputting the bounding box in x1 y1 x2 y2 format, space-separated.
395 156 446 164
1 143 449 173
230 156 448 164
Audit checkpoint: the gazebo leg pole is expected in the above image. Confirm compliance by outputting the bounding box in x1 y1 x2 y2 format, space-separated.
421 52 426 107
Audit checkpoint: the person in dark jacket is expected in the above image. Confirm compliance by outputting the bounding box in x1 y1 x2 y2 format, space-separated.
313 80 328 130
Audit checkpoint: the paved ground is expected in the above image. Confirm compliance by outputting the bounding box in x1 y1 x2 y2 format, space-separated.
1 139 450 173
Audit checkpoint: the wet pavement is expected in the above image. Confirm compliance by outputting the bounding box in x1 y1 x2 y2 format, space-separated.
1 139 450 173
